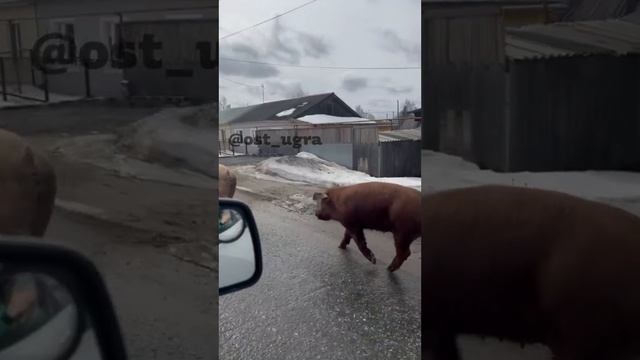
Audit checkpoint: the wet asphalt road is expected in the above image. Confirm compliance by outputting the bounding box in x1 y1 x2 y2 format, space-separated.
219 192 422 360
44 210 217 360
222 191 565 360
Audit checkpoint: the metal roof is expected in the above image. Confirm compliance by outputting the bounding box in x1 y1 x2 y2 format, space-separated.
218 93 360 125
505 15 640 59
378 128 422 143
562 0 639 21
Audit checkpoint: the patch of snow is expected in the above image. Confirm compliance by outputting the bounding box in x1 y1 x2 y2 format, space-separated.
422 150 640 201
296 114 376 125
422 151 480 171
50 133 216 189
296 152 321 160
255 152 421 190
118 105 218 178
234 165 308 185
219 150 243 158
0 85 82 108
276 107 296 117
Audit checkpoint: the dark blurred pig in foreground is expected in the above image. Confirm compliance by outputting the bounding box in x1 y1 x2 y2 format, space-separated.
0 129 56 236
422 185 640 360
313 182 421 272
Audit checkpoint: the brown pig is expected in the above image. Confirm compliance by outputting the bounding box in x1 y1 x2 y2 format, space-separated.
0 129 57 237
219 164 237 198
313 182 421 272
423 185 640 360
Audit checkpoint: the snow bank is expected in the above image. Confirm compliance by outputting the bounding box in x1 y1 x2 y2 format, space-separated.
249 150 640 203
422 150 640 200
118 105 218 178
256 152 421 190
0 85 82 108
296 114 375 125
50 133 215 189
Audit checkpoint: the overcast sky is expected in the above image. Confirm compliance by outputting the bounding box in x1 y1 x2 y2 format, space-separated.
219 0 420 118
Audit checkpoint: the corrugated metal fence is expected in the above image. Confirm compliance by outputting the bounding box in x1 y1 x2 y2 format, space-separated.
508 56 640 171
378 140 421 177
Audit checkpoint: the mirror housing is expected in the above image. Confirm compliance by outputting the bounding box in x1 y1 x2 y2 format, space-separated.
218 199 263 296
0 236 128 360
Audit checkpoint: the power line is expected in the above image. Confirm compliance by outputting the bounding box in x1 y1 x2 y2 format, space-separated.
221 77 261 88
220 57 420 70
219 0 319 41
221 77 265 103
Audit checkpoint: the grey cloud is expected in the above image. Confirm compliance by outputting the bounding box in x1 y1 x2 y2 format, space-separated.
246 86 263 98
220 59 279 78
377 29 419 62
221 19 331 75
342 77 368 92
265 19 301 64
386 86 413 94
368 98 393 108
266 81 306 99
221 42 277 78
230 43 260 60
296 32 330 58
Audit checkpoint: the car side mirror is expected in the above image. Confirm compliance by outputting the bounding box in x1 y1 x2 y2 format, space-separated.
0 237 128 360
218 199 263 296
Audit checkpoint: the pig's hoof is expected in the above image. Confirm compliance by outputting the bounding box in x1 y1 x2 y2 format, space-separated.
369 255 376 264
387 264 398 272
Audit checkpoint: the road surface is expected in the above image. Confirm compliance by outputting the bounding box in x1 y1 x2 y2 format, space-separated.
45 209 217 360
219 191 422 360
217 163 561 360
4 101 218 360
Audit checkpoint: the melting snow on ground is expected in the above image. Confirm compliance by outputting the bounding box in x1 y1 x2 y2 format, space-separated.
422 150 640 201
253 150 640 201
256 152 421 190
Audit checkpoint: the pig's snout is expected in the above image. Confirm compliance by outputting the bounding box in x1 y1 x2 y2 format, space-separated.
315 209 330 221
313 193 331 220
315 204 331 220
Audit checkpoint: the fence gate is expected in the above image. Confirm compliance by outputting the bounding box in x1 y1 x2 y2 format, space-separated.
352 125 380 176
1 18 50 104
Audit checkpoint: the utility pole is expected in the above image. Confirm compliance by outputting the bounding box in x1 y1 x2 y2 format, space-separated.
397 100 400 121
261 84 264 103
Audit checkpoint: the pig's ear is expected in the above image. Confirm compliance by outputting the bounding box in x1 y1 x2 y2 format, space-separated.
312 192 328 201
